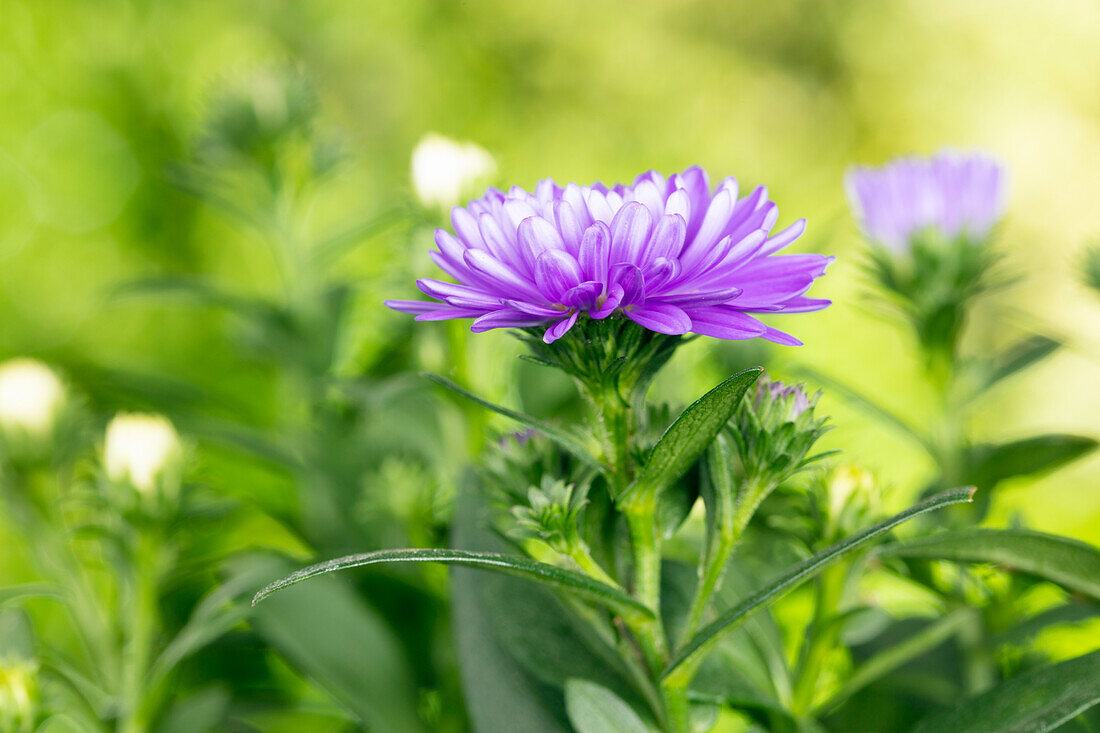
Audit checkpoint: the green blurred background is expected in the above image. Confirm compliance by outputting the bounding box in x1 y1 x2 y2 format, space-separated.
1 0 1098 729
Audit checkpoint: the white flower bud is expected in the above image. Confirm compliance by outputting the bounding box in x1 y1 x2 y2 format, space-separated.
0 358 65 438
104 413 181 493
411 133 496 210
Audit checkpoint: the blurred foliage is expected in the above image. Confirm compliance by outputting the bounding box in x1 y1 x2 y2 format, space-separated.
0 1 1098 731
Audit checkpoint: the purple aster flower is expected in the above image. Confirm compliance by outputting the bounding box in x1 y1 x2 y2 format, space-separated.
846 150 1006 250
386 167 833 345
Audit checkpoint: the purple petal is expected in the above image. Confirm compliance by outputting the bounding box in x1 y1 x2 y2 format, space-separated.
608 263 645 305
385 299 449 315
687 307 768 340
518 216 566 274
463 249 543 301
609 201 653 264
591 283 624 319
505 299 569 317
579 222 612 284
625 303 691 335
415 307 491 321
471 308 549 332
543 311 579 344
775 296 831 313
563 280 603 309
535 249 583 300
760 326 803 346
643 213 687 265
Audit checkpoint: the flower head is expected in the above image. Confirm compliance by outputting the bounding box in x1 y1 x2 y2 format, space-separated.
104 413 182 494
846 150 1006 250
387 167 833 345
0 358 65 438
411 133 497 211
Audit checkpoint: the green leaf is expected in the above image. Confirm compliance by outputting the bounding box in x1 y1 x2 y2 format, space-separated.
308 206 407 266
237 554 424 732
820 607 978 714
625 367 762 504
253 547 654 622
795 366 936 454
664 488 974 682
451 490 571 733
911 650 1100 733
879 528 1100 602
977 335 1060 393
0 583 67 608
967 434 1097 489
422 373 600 467
565 679 652 733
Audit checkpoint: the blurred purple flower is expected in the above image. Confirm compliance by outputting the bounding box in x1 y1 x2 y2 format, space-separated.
846 150 1006 250
387 167 832 345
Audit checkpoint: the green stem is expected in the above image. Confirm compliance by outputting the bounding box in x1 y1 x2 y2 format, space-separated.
624 498 666 673
119 533 160 733
660 681 692 733
791 562 848 717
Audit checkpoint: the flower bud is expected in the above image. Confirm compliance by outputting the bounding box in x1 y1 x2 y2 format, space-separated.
510 477 587 553
823 463 879 540
0 359 65 440
411 133 496 211
104 413 182 495
730 375 829 488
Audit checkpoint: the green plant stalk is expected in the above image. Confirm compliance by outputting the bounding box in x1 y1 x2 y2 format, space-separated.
119 533 160 733
624 497 666 673
680 475 774 646
791 561 849 718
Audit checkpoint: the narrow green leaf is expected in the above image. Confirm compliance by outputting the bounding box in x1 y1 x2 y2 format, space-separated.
978 335 1060 393
820 607 977 714
912 650 1100 733
240 554 424 732
664 488 974 681
422 373 600 467
309 207 406 266
565 679 651 733
253 548 654 621
879 528 1100 602
795 366 936 454
967 434 1097 489
625 367 762 504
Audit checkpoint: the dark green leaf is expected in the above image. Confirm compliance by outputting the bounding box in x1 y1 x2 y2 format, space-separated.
967 434 1097 489
625 367 762 504
422 372 600 467
879 528 1100 602
253 547 654 622
238 554 424 732
158 686 230 733
664 488 974 682
912 650 1100 733
451 491 571 733
565 679 651 733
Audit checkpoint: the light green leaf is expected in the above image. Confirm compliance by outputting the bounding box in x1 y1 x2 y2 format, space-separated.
795 366 936 454
977 335 1060 393
253 548 654 622
879 528 1100 602
565 679 651 733
967 434 1097 489
911 650 1100 733
239 554 424 732
422 373 600 467
664 488 974 682
624 367 762 504
820 607 978 714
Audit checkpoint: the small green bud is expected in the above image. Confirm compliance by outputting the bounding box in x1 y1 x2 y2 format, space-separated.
729 375 830 488
510 477 587 553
